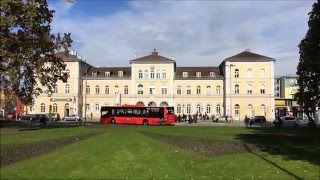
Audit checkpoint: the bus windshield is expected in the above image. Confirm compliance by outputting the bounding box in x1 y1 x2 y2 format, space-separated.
167 107 174 115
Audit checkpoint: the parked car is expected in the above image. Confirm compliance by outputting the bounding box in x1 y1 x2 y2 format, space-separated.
47 113 61 121
62 114 80 121
252 116 266 123
18 114 43 121
273 116 308 128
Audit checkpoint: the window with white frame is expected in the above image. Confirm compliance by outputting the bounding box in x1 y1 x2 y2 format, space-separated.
216 104 221 115
235 84 239 94
150 84 155 95
260 69 265 78
54 84 58 93
196 104 201 113
260 84 265 94
124 85 128 94
162 70 166 79
92 71 97 77
187 104 191 114
114 85 119 94
142 70 148 79
247 69 252 78
261 104 266 116
95 103 100 112
105 71 110 77
138 84 143 94
105 85 109 94
65 84 70 93
156 70 161 78
234 69 239 78
206 86 211 95
85 103 90 111
216 86 221 95
150 70 155 79
177 86 182 95
95 85 100 94
86 85 90 94
177 104 182 113
118 71 123 77
235 104 240 115
196 72 201 77
247 104 253 117
41 103 45 113
247 84 253 94
206 104 211 114
187 86 191 95
53 103 57 113
183 72 188 77
196 86 201 95
161 84 167 95
209 72 215 77
138 70 143 79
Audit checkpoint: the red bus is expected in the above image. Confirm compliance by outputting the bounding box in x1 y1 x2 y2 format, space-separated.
100 105 175 125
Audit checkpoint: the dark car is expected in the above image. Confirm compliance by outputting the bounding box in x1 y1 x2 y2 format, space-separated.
252 116 266 123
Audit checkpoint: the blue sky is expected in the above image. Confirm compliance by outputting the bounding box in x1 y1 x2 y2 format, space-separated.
49 0 315 76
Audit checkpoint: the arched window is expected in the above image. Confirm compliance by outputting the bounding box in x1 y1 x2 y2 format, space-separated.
247 69 252 78
150 70 155 79
261 104 266 116
148 101 157 106
137 84 143 94
95 103 100 112
149 84 155 95
187 86 191 95
95 85 100 95
136 101 144 106
156 70 161 78
235 84 239 94
124 85 128 94
65 84 70 94
196 104 202 113
53 103 58 113
144 70 149 79
105 85 109 94
41 103 45 113
162 70 166 79
216 104 221 115
235 104 240 115
177 104 182 114
138 70 143 79
260 84 265 94
177 86 182 95
186 104 191 114
260 69 265 78
247 84 252 94
216 86 221 95
196 86 201 95
206 104 211 114
114 85 119 94
161 84 167 95
234 69 239 78
247 104 253 117
86 85 90 94
206 86 211 95
53 84 58 93
160 101 168 106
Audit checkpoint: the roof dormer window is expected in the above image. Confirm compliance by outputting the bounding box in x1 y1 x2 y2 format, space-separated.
209 72 215 77
92 72 97 77
183 72 188 77
105 71 110 77
196 72 201 77
118 71 123 77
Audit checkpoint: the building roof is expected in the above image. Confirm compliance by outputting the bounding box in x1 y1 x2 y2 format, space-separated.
85 67 131 78
224 50 275 62
175 66 223 80
130 49 175 64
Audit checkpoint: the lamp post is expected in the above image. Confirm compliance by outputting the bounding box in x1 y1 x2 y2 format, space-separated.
229 64 235 122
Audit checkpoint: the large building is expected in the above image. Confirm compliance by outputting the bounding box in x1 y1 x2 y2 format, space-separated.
29 49 275 121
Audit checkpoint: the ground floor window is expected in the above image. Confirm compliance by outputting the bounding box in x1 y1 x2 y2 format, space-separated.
53 103 58 113
216 104 221 115
41 103 45 113
186 104 191 114
206 104 211 114
177 104 182 113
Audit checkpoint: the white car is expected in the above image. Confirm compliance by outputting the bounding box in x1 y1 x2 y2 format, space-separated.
275 116 308 127
62 114 80 121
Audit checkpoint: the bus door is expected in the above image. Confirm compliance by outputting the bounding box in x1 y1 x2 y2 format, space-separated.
165 107 175 124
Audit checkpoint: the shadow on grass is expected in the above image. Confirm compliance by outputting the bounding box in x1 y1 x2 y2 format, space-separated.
18 124 82 131
235 127 320 167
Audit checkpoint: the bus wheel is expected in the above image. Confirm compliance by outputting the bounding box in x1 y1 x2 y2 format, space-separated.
111 119 116 124
143 120 149 126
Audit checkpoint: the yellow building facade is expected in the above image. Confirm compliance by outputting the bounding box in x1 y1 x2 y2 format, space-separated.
30 49 275 121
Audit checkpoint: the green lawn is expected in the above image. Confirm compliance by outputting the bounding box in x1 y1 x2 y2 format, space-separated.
1 125 319 179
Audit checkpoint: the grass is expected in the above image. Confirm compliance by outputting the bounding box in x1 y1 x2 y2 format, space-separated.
1 125 319 179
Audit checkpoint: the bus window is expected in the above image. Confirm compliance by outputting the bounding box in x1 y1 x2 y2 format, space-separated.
126 109 133 116
117 108 125 116
101 109 111 117
167 107 174 114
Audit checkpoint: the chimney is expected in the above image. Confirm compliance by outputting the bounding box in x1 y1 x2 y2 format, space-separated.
171 56 175 60
151 48 158 55
245 49 251 52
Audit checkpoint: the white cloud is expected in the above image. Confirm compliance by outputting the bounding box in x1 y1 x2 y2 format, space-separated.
50 0 314 76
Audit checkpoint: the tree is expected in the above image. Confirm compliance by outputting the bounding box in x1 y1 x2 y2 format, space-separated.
296 0 320 113
0 0 72 105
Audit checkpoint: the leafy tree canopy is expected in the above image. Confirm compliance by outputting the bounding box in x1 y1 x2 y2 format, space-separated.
0 0 72 105
296 0 320 112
